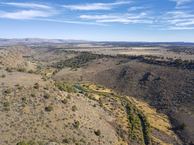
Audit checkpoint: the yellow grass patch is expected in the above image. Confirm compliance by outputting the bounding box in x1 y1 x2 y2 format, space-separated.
91 93 102 100
151 136 173 145
87 84 112 93
115 140 128 145
128 97 174 136
80 83 178 144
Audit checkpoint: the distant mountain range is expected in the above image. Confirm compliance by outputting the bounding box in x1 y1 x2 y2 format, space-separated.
0 38 194 46
0 38 88 46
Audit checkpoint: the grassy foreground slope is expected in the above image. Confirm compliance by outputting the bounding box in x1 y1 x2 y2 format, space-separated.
0 69 180 145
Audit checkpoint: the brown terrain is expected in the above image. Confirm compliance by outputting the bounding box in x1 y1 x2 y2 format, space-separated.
0 42 194 145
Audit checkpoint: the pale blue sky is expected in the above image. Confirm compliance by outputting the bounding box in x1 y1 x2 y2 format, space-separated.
0 0 194 42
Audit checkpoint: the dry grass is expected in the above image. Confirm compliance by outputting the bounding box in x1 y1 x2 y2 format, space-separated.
87 84 112 93
128 97 175 136
115 140 128 145
151 136 173 145
82 83 179 144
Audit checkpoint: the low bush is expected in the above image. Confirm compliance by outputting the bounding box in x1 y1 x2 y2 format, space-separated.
45 105 53 112
94 129 101 136
73 120 80 128
34 83 39 89
72 105 77 112
62 138 70 143
54 52 104 69
4 88 12 94
16 141 36 145
43 94 50 99
61 99 68 104
55 83 76 93
17 68 26 72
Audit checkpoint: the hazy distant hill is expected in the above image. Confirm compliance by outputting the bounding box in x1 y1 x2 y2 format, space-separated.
0 38 88 46
1 38 194 47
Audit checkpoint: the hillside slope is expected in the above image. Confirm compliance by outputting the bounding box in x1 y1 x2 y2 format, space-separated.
0 46 185 145
53 54 194 144
0 76 181 145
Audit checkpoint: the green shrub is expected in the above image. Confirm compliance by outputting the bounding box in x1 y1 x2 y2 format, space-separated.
21 97 27 104
28 70 34 73
72 105 77 112
43 94 50 99
55 83 76 93
17 68 26 72
16 141 26 145
17 85 23 90
3 101 9 107
6 67 13 72
54 52 104 69
3 101 10 111
16 141 37 145
94 129 101 136
73 120 80 128
34 83 39 89
61 99 68 104
45 105 53 112
4 88 12 94
31 93 36 97
62 138 70 143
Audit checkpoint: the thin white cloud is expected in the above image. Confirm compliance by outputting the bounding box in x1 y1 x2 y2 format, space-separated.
166 11 194 19
63 1 130 11
34 18 108 26
0 2 56 20
0 2 106 26
157 10 194 30
128 6 147 11
170 0 192 6
176 20 194 26
168 26 194 30
97 18 152 24
80 15 118 20
0 10 53 19
80 13 153 24
2 2 52 9
0 1 193 29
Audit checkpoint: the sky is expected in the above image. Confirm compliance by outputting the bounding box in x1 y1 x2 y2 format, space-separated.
0 0 194 42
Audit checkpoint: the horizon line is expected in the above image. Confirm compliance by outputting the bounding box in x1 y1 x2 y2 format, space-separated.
1 38 194 43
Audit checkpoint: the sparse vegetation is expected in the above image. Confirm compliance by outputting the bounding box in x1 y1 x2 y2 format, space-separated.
94 129 101 136
72 105 78 112
16 141 43 145
55 82 77 93
28 70 34 73
61 98 68 104
5 67 13 72
43 93 50 99
0 43 192 145
62 138 70 143
73 120 80 128
2 101 10 111
4 88 12 94
17 68 26 72
45 105 53 112
33 83 39 89
54 52 104 69
31 93 36 97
